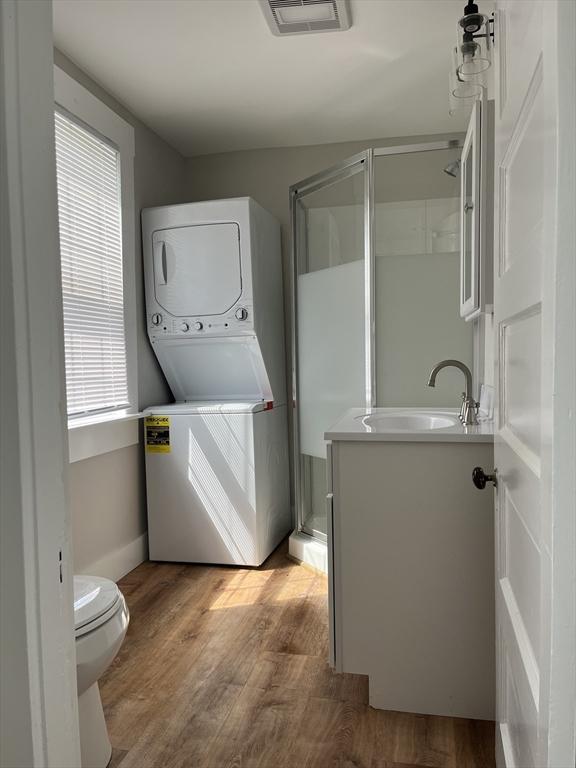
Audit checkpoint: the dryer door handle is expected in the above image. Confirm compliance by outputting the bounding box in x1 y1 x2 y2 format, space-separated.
154 241 168 286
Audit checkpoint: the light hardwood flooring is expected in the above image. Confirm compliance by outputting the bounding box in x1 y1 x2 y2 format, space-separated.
102 540 495 768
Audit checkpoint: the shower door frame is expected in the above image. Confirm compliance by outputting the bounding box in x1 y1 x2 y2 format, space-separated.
290 139 464 542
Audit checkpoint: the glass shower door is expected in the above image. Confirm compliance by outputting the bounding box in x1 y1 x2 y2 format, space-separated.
292 158 367 539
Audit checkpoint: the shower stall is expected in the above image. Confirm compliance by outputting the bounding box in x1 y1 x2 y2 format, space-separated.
290 140 473 555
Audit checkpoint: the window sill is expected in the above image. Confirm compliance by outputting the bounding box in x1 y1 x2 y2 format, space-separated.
68 410 142 464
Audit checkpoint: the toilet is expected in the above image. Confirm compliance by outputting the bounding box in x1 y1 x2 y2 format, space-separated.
74 575 129 768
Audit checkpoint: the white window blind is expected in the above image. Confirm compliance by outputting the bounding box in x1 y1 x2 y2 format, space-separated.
54 110 130 417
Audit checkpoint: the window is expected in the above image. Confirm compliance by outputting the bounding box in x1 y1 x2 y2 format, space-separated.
54 111 129 416
54 65 137 462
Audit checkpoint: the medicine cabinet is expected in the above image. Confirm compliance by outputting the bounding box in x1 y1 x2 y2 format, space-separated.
460 98 494 321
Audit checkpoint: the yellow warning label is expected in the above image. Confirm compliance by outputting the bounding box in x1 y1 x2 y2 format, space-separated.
145 416 170 453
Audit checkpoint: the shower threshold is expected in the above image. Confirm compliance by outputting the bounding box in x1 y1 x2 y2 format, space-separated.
288 529 327 574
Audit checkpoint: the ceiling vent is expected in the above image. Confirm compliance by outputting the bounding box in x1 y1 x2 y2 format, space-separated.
259 0 351 36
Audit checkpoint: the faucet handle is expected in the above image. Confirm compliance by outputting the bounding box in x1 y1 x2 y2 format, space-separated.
459 392 467 422
462 397 480 426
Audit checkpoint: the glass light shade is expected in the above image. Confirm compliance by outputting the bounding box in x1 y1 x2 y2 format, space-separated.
458 41 491 75
448 50 485 117
456 16 492 77
450 47 486 97
449 92 477 117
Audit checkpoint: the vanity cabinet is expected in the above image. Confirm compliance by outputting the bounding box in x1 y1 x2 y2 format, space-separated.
327 438 495 719
460 98 494 320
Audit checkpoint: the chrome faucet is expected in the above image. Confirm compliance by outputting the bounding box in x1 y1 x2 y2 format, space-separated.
427 359 479 426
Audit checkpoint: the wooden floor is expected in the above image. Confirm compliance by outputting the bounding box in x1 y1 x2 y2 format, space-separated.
102 540 495 768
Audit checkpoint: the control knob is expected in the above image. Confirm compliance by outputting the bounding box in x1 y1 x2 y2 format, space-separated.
151 313 162 325
235 307 248 321
194 321 203 331
180 322 189 332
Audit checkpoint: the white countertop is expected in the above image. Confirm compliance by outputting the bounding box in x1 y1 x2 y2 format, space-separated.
324 407 494 443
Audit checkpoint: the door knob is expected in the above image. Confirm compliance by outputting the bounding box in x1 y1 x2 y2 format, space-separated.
472 466 497 489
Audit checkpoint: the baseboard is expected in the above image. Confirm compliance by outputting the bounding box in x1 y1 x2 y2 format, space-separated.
81 533 148 582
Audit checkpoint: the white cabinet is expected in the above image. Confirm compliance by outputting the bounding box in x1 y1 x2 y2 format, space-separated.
327 438 495 719
460 99 494 320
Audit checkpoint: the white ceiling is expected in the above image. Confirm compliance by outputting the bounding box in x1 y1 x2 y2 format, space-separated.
52 0 475 157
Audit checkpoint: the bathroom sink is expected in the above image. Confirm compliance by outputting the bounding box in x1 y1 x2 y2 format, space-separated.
358 411 459 432
325 408 492 442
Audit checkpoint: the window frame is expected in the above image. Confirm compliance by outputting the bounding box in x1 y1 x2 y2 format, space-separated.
54 65 138 461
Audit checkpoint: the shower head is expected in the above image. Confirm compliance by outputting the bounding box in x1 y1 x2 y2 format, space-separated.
443 159 461 178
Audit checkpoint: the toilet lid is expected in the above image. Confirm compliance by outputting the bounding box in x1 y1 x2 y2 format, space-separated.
73 575 120 633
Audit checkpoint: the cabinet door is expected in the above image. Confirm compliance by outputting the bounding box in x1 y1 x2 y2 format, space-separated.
460 101 482 319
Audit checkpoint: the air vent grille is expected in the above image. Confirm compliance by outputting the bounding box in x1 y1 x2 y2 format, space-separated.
259 0 351 36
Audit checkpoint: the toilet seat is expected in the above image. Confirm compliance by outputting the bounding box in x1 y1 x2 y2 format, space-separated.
74 575 121 638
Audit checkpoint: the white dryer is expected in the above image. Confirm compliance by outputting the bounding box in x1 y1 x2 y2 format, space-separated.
141 198 290 566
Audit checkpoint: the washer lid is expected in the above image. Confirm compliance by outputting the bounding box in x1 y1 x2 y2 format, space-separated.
73 575 120 632
151 336 273 404
144 400 271 415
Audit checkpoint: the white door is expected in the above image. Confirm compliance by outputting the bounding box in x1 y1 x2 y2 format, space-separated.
493 2 575 767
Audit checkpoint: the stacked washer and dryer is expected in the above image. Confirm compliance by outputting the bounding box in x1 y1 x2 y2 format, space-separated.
141 197 291 566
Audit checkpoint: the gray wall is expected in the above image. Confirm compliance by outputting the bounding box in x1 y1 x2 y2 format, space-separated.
69 446 144 576
54 51 187 576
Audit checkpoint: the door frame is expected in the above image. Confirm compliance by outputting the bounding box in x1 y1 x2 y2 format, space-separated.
0 1 80 765
539 0 576 762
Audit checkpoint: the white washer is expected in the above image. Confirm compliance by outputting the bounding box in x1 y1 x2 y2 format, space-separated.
141 199 291 566
144 401 290 566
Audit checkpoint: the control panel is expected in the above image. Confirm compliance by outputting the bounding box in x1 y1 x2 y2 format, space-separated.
149 303 253 338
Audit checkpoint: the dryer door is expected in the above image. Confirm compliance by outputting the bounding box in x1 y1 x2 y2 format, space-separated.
152 222 241 317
